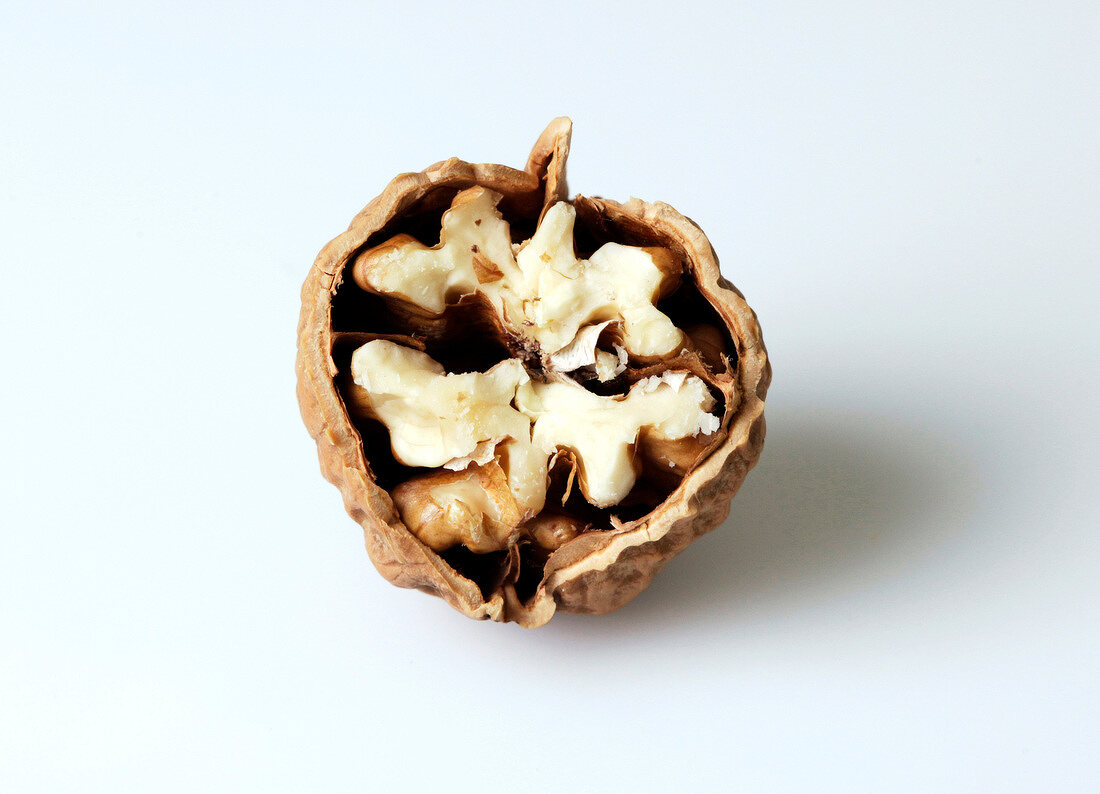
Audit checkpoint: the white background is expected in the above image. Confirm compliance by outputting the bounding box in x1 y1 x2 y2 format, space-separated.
3 1 1098 791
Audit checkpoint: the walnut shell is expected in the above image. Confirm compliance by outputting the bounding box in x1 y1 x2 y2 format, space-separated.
296 119 770 626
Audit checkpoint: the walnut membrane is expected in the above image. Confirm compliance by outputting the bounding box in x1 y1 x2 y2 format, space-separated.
297 119 770 626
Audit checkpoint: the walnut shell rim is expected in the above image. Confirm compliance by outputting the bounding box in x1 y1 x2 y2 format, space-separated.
296 119 770 627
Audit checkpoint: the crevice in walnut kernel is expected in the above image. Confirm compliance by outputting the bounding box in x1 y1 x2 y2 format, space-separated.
655 281 738 375
512 543 549 604
439 546 510 602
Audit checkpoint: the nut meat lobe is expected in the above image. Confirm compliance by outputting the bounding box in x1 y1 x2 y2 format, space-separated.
296 119 770 626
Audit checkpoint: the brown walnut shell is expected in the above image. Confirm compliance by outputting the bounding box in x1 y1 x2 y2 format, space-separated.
296 119 770 627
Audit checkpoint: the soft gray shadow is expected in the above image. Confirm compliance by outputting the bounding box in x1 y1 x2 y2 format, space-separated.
544 400 980 635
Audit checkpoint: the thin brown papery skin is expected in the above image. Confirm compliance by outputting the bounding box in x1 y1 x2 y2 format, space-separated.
296 118 770 627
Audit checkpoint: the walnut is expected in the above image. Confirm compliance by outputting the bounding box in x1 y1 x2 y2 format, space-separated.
297 119 770 626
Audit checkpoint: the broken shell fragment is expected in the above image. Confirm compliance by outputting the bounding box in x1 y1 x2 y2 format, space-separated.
296 118 769 626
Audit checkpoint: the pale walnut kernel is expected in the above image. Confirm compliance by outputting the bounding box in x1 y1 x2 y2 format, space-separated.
349 339 718 552
352 187 683 372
